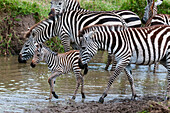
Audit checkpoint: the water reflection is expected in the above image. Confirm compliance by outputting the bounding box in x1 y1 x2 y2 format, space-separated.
0 52 168 112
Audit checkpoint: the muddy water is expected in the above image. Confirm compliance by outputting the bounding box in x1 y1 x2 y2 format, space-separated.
0 51 168 112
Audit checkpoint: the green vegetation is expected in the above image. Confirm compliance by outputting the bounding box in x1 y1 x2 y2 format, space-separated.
0 0 169 55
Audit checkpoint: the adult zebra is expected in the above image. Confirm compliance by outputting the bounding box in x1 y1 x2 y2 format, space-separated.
50 0 141 28
31 43 87 100
142 0 163 24
18 9 127 63
49 0 142 70
142 0 169 27
78 25 170 103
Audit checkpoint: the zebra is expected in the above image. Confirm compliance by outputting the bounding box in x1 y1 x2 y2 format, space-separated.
142 0 169 27
49 0 142 70
142 0 163 24
49 0 141 28
77 24 170 103
30 43 87 100
18 9 131 63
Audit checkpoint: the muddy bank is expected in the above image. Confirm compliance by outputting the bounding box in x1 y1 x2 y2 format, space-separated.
25 95 170 113
0 11 36 55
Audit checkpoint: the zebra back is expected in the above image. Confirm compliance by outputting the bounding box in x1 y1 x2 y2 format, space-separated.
145 14 170 26
78 25 170 65
50 0 141 28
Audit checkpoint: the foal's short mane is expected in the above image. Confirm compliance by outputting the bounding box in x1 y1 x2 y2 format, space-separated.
78 25 125 37
42 44 58 56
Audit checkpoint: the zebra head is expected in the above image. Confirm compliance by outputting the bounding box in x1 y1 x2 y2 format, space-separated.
30 43 44 68
49 0 67 15
78 30 98 66
142 0 163 24
18 29 36 63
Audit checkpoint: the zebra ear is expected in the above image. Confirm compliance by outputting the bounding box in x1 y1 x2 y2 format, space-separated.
60 0 66 13
31 29 36 37
86 30 97 39
155 0 163 6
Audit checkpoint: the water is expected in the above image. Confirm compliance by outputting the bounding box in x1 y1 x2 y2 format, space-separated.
0 52 168 112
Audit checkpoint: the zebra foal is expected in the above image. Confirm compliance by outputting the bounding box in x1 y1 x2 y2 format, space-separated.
30 43 87 100
78 25 170 103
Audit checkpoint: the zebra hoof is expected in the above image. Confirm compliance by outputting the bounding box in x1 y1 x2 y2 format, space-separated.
99 97 104 103
131 94 137 100
72 96 76 100
165 96 170 101
52 92 58 99
82 93 85 99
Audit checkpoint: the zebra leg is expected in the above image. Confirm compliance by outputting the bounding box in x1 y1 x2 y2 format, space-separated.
105 53 113 70
99 60 130 103
80 74 85 99
124 64 137 100
72 75 83 100
110 57 117 71
160 54 170 101
46 72 61 100
153 62 158 73
61 38 70 52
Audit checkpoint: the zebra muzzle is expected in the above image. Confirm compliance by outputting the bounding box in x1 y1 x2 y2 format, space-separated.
30 62 36 68
18 54 27 63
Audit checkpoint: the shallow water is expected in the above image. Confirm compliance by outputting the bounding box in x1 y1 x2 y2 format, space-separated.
0 52 168 112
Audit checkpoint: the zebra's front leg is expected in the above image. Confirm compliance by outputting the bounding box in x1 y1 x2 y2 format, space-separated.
124 64 137 100
105 53 113 70
99 60 129 103
46 72 61 100
61 37 71 52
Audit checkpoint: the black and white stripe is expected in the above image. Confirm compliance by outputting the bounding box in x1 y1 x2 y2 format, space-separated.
78 25 170 103
31 43 87 100
145 14 170 26
50 0 141 27
18 10 128 62
142 0 163 24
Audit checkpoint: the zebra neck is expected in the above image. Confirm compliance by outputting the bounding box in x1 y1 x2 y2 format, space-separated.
34 17 59 43
44 52 58 71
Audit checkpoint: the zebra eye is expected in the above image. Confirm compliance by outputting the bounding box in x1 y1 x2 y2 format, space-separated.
37 54 40 57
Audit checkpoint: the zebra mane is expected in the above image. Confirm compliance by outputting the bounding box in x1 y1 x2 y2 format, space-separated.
79 25 125 37
24 14 56 39
42 44 58 56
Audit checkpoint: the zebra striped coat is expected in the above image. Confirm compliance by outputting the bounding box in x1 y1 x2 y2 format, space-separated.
18 10 128 62
50 0 142 28
78 25 170 103
142 0 163 24
31 43 87 100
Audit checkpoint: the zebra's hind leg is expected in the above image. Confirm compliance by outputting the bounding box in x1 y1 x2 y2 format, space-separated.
46 72 61 100
153 62 158 73
110 58 117 71
72 74 85 100
80 74 85 99
99 59 130 103
160 54 170 101
124 64 137 100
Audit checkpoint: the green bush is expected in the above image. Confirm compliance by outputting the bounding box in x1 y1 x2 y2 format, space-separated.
120 0 170 19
